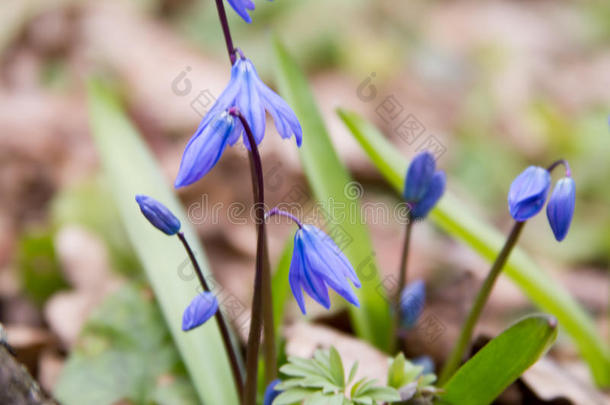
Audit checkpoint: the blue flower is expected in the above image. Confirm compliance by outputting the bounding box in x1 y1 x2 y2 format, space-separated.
403 152 446 220
227 0 256 23
182 292 219 331
263 379 282 405
289 225 361 314
195 56 301 148
546 177 575 241
175 112 240 188
508 166 551 221
135 195 181 235
399 279 425 328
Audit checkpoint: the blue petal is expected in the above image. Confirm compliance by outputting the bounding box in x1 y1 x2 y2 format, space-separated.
135 195 181 235
263 379 282 405
410 171 445 219
546 177 575 241
226 0 255 23
236 59 266 146
404 152 436 202
399 279 425 328
258 80 303 147
174 113 235 187
299 226 360 308
508 166 551 221
182 292 219 331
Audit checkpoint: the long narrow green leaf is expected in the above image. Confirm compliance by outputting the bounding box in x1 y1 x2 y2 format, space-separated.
87 79 239 403
338 109 610 387
272 237 294 337
440 315 558 405
272 39 392 351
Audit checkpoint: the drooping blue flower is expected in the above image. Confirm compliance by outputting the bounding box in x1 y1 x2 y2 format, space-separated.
412 355 435 375
175 111 241 188
182 292 219 331
546 177 575 241
289 225 361 314
227 0 256 23
135 195 181 235
399 279 425 328
508 166 551 221
403 152 445 220
263 379 282 405
194 56 301 148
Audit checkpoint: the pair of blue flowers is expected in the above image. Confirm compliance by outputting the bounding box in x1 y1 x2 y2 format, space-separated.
508 165 575 241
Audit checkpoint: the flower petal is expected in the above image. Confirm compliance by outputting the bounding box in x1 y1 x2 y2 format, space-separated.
258 81 303 146
174 113 235 187
263 379 282 405
546 177 575 241
135 195 181 235
404 152 436 202
410 171 446 219
508 166 551 221
182 292 219 331
236 59 266 146
226 0 254 23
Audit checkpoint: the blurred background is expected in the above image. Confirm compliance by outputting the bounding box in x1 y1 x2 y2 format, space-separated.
0 0 608 403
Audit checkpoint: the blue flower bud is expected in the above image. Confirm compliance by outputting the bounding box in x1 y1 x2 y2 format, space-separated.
403 152 436 202
399 279 425 328
263 379 282 405
289 225 361 314
410 172 446 220
182 292 219 331
135 195 181 235
546 177 575 241
508 166 551 221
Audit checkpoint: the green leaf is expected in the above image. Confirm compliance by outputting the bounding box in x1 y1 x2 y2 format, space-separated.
329 347 345 388
440 315 558 405
85 79 239 403
387 353 407 389
272 37 392 352
338 109 610 387
55 284 198 405
272 237 294 340
347 361 359 385
274 387 318 405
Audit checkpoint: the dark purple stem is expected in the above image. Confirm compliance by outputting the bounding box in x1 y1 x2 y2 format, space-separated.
214 0 237 64
547 159 571 177
266 208 303 228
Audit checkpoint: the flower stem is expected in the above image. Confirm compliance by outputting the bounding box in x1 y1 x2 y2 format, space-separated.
438 221 525 385
392 215 413 351
266 207 304 229
231 110 276 404
177 232 244 395
547 159 571 176
214 0 236 64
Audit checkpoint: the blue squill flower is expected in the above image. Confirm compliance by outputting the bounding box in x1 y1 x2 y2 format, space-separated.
263 379 282 405
403 152 446 220
289 224 361 314
399 279 425 328
182 292 219 331
175 112 241 188
508 166 551 221
193 55 302 149
135 195 181 235
546 177 575 241
227 0 256 23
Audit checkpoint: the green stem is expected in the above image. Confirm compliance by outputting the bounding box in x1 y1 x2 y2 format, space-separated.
439 221 525 385
392 216 413 352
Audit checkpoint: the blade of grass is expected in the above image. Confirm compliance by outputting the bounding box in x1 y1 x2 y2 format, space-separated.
272 38 393 351
338 109 610 387
87 78 240 403
440 315 558 405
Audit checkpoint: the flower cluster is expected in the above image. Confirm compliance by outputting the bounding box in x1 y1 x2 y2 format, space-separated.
508 163 575 241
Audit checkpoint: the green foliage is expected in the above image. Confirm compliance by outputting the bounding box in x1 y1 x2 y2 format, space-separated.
274 347 400 405
16 229 69 306
337 109 610 387
440 315 558 405
387 354 439 403
85 78 239 403
273 36 393 352
55 284 198 405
